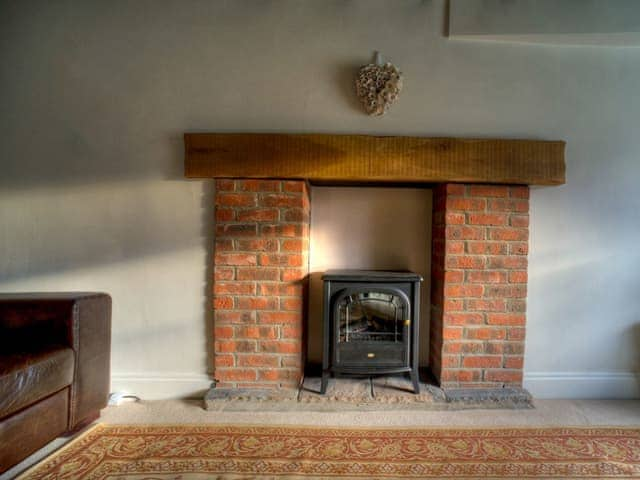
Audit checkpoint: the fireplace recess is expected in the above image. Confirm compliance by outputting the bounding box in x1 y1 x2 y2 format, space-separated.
321 270 423 394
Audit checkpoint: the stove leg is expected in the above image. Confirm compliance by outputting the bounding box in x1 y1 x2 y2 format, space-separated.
410 369 420 394
321 371 329 394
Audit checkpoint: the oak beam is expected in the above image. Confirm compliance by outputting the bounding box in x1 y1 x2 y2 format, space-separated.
184 133 565 185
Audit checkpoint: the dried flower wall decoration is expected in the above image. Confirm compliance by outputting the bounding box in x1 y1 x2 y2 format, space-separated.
355 52 403 116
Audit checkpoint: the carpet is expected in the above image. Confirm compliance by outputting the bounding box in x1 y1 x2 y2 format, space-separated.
17 424 640 479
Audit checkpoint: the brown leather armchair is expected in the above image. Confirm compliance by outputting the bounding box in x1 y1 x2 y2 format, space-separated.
0 293 111 473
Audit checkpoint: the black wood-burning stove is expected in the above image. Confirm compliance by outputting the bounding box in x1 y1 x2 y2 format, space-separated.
321 270 423 394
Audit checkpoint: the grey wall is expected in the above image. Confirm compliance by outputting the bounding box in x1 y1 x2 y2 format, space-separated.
1 0 639 399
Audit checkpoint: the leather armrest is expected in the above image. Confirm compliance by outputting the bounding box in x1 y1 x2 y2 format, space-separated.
0 293 112 428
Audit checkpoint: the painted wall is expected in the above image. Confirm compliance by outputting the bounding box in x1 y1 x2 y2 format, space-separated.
1 0 638 399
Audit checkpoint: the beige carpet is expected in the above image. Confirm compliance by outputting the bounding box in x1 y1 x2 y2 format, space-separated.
17 424 640 479
4 399 640 480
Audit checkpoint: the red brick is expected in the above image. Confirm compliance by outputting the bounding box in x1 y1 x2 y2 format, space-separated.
445 226 485 240
281 325 302 339
214 267 235 281
258 369 299 382
214 326 234 338
217 193 256 207
441 355 460 368
467 242 507 255
259 254 304 267
445 213 465 224
215 179 235 191
445 184 466 195
467 271 508 284
484 370 523 384
237 208 279 222
509 242 529 256
261 224 306 237
215 354 235 367
443 299 464 312
236 239 279 252
440 369 482 383
488 199 529 213
442 327 463 340
216 224 258 237
237 355 280 367
444 271 464 283
468 185 509 197
281 356 302 368
215 208 235 221
281 268 306 281
235 326 279 339
236 267 279 281
510 215 529 228
444 285 484 298
281 298 303 311
468 214 508 226
446 241 465 254
213 296 234 309
507 299 527 313
483 285 527 298
509 271 528 283
464 327 507 340
462 356 502 368
504 356 524 369
282 208 310 222
261 194 305 208
214 311 255 324
509 186 529 198
443 312 484 325
446 198 486 211
215 253 257 266
235 297 279 310
236 180 280 192
487 256 528 269
258 341 301 354
258 283 303 296
281 239 307 252
215 368 257 382
488 228 528 241
258 312 301 324
215 239 234 252
466 299 506 312
282 181 305 192
215 340 256 353
445 256 485 269
508 327 526 341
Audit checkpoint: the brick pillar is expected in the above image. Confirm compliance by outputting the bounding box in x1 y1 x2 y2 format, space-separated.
430 184 529 389
212 179 310 389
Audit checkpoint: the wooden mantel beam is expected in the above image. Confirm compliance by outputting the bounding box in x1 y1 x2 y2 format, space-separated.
184 133 565 185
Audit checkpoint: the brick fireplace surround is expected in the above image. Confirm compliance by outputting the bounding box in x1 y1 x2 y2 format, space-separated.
212 179 529 391
187 133 565 394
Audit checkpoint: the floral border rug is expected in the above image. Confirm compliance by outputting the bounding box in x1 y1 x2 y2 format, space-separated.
18 424 640 479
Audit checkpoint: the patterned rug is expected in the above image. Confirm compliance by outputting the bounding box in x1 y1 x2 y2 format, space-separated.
18 424 640 479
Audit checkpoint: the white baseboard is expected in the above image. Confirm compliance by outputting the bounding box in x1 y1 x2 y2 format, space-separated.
524 371 640 399
111 371 640 401
110 372 213 400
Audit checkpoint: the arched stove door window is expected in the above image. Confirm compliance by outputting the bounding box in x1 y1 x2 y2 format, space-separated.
334 288 411 346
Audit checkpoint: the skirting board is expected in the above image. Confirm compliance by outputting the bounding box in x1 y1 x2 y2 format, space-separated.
111 373 213 400
524 372 640 399
111 371 639 400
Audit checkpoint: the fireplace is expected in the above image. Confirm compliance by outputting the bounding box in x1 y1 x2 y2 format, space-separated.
321 270 423 394
185 133 566 395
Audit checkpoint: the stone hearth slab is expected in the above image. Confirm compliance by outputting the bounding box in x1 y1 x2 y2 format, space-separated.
203 376 532 412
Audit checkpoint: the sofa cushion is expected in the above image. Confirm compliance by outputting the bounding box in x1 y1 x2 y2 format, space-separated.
0 346 74 418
